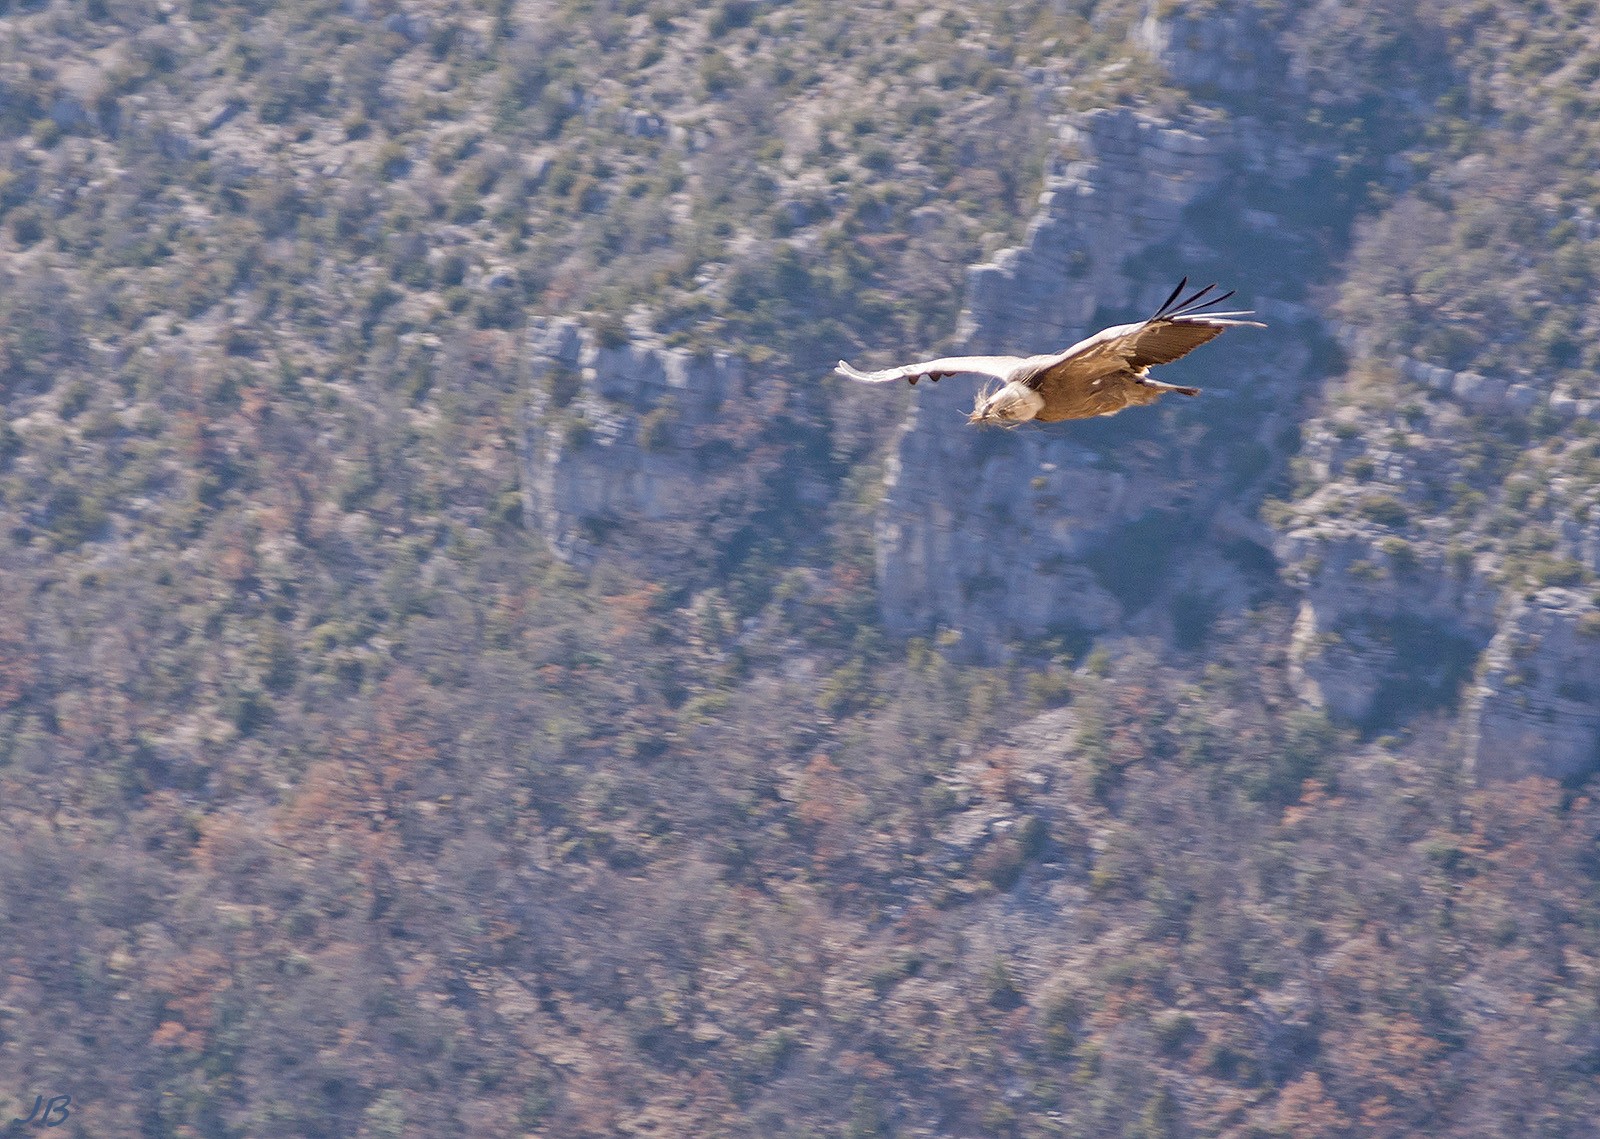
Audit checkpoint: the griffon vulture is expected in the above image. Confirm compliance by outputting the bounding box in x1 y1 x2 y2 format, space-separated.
836 279 1263 426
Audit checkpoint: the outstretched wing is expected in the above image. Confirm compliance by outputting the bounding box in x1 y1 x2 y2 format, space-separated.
835 355 1025 387
1037 279 1265 380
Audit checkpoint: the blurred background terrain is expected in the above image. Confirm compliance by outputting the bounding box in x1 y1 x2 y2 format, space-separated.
4 0 1600 1135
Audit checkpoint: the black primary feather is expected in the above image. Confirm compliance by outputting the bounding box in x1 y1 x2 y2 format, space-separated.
1150 279 1242 322
1153 277 1189 319
1173 281 1215 313
1176 287 1236 316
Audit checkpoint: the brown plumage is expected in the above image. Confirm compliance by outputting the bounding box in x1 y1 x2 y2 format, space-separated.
836 279 1265 427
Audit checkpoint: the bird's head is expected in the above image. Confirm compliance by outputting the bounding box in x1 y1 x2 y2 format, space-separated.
968 381 1044 427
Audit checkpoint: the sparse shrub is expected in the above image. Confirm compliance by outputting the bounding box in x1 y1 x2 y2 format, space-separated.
1533 556 1586 587
983 958 1022 1008
637 404 675 452
1359 493 1409 527
708 0 755 36
1155 1011 1199 1055
699 52 738 95
973 833 1026 890
43 483 108 548
1378 535 1418 572
562 416 593 448
1038 984 1083 1059
11 208 44 246
591 311 628 349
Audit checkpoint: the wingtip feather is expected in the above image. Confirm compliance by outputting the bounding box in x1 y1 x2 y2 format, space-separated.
1154 277 1188 319
1176 281 1218 312
1157 283 1263 323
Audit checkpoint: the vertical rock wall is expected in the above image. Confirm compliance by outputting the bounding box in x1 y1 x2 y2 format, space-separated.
1463 589 1600 782
520 318 753 566
515 0 1600 784
873 107 1278 655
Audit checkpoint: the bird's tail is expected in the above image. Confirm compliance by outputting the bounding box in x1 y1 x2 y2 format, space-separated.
1141 377 1202 396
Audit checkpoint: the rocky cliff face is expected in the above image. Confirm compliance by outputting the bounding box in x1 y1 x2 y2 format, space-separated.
873 103 1314 656
873 3 1600 781
520 318 760 567
1132 0 1287 97
518 0 1600 784
1464 589 1600 782
1266 179 1600 780
1273 396 1502 727
955 108 1234 356
1275 372 1600 779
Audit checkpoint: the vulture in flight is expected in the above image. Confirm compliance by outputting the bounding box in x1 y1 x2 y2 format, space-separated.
836 279 1264 426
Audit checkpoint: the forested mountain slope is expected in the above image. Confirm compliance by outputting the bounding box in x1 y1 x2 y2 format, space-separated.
3 1 1600 1136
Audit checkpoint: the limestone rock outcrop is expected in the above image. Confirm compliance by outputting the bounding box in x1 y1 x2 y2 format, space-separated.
956 108 1233 356
516 0 1600 787
1463 589 1600 782
1276 521 1495 726
872 106 1294 654
520 318 754 566
1133 0 1286 97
